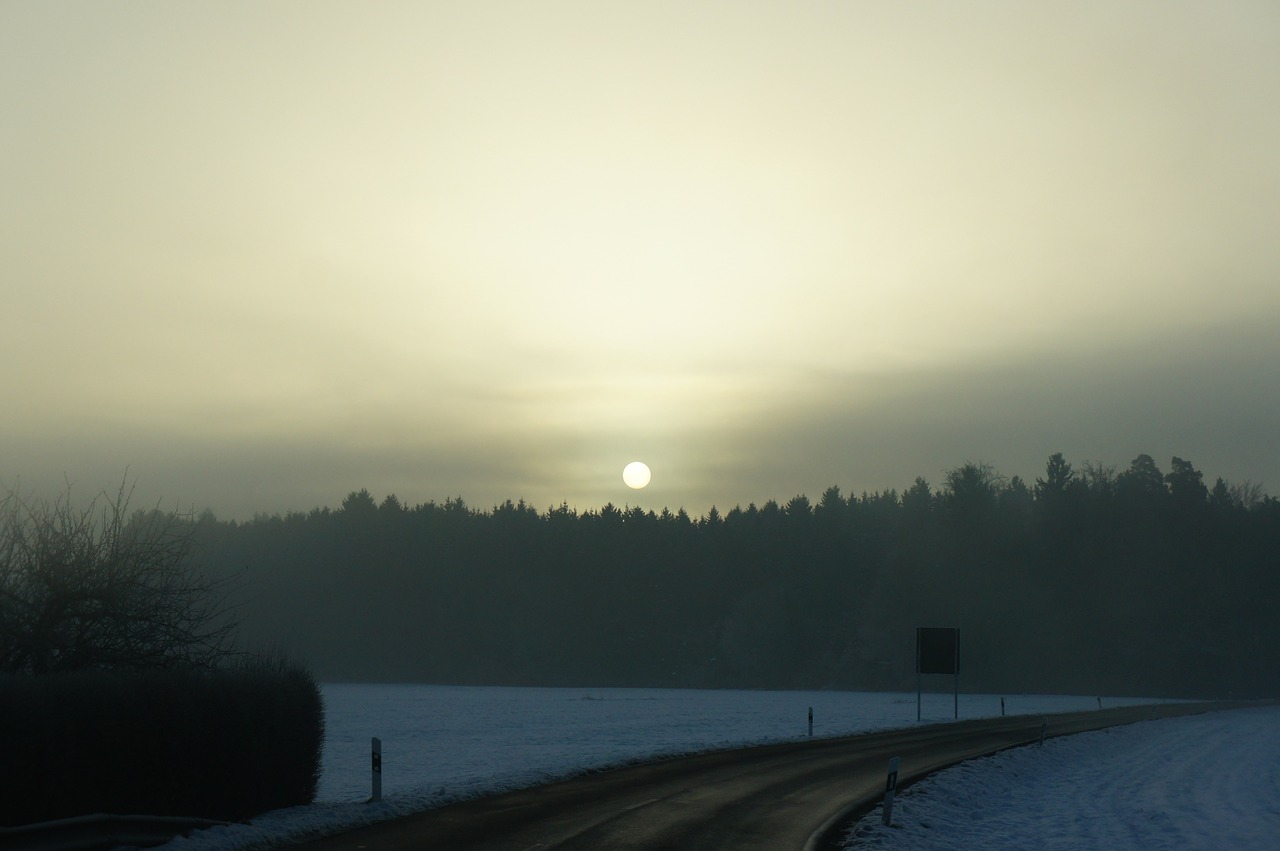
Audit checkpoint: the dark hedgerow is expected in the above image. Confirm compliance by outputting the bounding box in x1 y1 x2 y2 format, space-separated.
0 659 324 826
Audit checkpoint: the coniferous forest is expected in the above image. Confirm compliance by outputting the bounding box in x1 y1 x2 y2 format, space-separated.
194 454 1280 699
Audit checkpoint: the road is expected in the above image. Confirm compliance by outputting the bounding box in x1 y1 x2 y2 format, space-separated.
287 701 1235 851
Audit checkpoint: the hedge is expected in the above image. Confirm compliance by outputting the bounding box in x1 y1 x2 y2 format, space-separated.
0 660 324 826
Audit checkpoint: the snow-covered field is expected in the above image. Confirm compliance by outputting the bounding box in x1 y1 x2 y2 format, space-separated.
842 703 1280 850
155 685 1263 851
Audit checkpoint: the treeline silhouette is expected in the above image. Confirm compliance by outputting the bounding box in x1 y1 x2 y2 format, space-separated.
195 453 1279 698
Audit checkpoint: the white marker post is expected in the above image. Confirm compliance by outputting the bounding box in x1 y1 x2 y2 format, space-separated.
881 756 901 827
371 737 383 802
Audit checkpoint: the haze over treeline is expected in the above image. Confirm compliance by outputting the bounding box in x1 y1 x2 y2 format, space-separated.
192 453 1278 699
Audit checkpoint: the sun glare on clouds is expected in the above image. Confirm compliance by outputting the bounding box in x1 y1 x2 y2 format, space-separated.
3 1 1279 519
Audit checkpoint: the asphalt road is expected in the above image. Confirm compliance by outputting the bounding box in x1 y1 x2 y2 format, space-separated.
287 701 1238 851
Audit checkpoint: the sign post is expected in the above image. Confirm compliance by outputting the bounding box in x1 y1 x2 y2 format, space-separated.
915 627 960 721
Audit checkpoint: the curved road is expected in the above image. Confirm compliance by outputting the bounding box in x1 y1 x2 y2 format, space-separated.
288 701 1238 851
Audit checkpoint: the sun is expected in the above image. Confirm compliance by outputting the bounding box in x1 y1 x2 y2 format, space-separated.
622 461 651 489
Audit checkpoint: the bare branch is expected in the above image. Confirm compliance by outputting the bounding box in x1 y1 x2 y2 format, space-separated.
0 479 241 675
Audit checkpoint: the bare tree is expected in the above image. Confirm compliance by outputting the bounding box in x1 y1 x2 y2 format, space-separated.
0 481 239 675
1228 479 1267 511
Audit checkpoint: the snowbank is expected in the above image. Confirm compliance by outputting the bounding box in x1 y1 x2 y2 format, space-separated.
843 705 1280 850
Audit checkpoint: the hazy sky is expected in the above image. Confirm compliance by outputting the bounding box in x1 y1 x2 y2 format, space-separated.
4 1 1278 519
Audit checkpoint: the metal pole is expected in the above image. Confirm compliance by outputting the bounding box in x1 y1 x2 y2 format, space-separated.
953 631 960 720
915 628 922 722
916 670 921 722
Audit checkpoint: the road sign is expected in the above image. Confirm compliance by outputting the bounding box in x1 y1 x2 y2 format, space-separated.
915 627 960 720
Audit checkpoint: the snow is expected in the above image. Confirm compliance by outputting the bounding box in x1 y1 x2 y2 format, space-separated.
843 704 1280 850
150 685 1268 851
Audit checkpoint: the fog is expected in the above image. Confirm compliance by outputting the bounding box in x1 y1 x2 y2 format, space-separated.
191 453 1280 699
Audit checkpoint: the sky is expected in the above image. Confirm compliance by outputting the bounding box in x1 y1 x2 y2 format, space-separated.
3 1 1278 520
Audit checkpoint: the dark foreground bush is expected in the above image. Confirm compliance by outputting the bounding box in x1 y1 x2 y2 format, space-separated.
0 660 324 826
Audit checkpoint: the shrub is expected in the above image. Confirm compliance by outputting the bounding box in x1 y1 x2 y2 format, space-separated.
0 481 238 675
0 660 324 826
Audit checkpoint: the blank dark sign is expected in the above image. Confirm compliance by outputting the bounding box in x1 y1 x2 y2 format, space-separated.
916 627 959 675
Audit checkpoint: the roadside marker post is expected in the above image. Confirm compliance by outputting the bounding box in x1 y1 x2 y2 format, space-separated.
881 756 901 827
372 737 383 802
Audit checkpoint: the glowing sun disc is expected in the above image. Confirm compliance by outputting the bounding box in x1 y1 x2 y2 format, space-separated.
623 461 651 489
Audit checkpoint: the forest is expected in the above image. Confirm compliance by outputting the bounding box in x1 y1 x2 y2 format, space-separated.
192 453 1280 699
